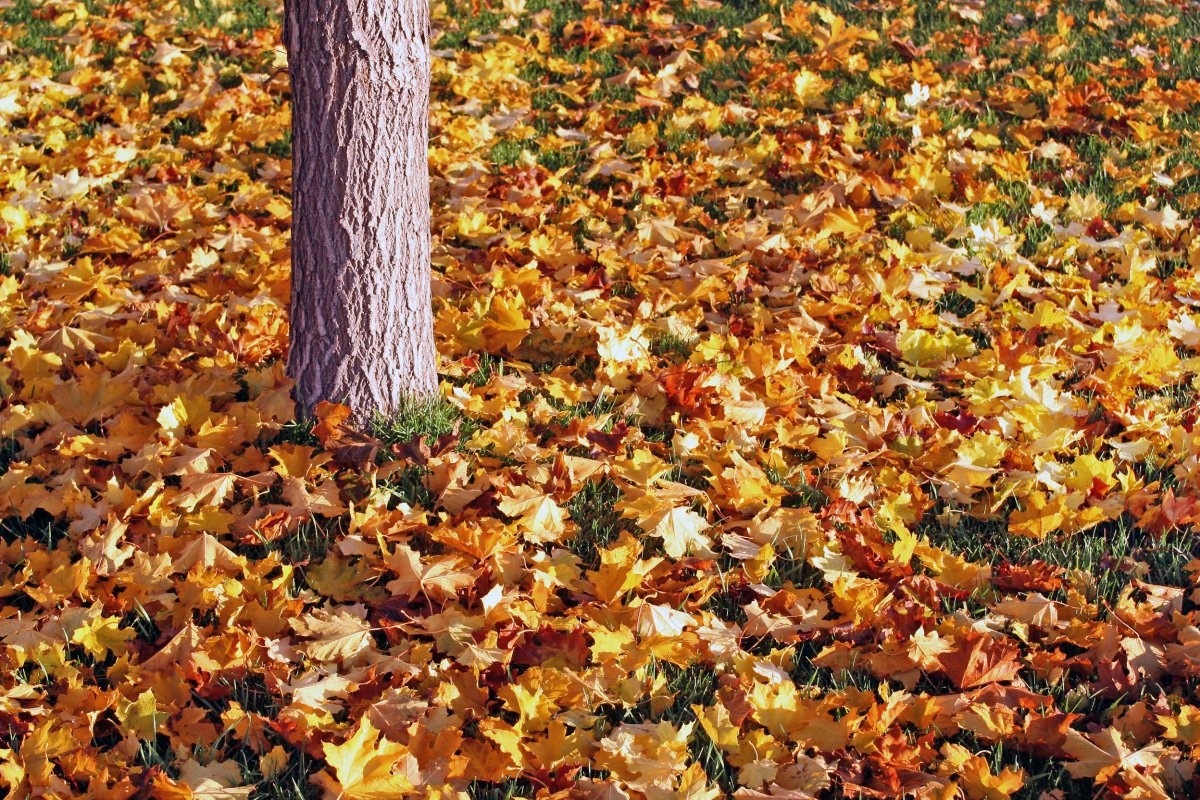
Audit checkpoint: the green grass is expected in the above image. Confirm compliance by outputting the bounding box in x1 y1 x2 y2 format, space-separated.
550 392 619 428
236 517 340 595
437 0 583 54
488 139 530 168
453 353 505 388
178 0 277 33
536 145 585 172
1134 380 1198 414
227 677 321 800
923 511 1198 609
761 542 826 592
1 0 74 72
671 0 771 32
375 463 437 509
566 480 629 569
248 749 321 800
466 779 540 800
934 290 977 318
695 56 755 107
165 115 204 145
766 468 827 512
184 675 320 800
961 733 1094 800
367 396 466 447
592 662 735 792
649 331 697 362
256 132 292 159
267 418 319 448
136 736 180 778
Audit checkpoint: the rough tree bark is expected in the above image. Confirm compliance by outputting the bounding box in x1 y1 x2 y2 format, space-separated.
284 0 438 418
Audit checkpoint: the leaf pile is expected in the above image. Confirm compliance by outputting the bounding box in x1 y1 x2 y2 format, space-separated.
2 0 1200 798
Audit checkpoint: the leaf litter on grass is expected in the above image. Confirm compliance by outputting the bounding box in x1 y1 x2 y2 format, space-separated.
1 0 1200 798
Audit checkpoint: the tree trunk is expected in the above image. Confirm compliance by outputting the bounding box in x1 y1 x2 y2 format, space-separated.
284 0 438 419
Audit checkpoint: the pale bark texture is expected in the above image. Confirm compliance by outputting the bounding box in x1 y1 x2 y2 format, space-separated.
285 0 438 417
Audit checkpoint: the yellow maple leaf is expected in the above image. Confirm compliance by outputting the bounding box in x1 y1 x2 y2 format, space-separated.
316 718 413 799
1008 492 1066 539
481 291 530 352
644 505 713 558
118 690 164 741
497 483 568 543
71 614 134 660
940 742 1024 800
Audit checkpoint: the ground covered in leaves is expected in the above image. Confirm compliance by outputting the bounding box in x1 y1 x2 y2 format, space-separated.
2 0 1200 797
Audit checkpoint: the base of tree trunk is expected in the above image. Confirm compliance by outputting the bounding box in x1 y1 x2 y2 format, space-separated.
285 0 439 419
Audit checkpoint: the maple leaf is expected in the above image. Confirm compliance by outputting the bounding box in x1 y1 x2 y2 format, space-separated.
174 472 239 512
939 742 1025 800
587 532 661 603
315 718 413 799
643 505 713 559
480 291 530 351
742 599 800 642
176 759 253 800
383 545 473 600
1008 492 1066 539
279 670 358 716
597 721 694 791
290 605 376 664
312 401 384 465
313 401 355 445
173 532 246 574
141 621 218 673
425 451 486 512
906 627 954 670
78 517 135 576
810 548 858 584
941 632 1023 689
672 762 723 800
497 483 569 542
659 367 710 413
9 0 1200 791
1158 706 1200 746
1062 727 1164 784
117 690 163 741
635 602 695 638
71 613 135 660
992 560 1064 592
991 595 1063 629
